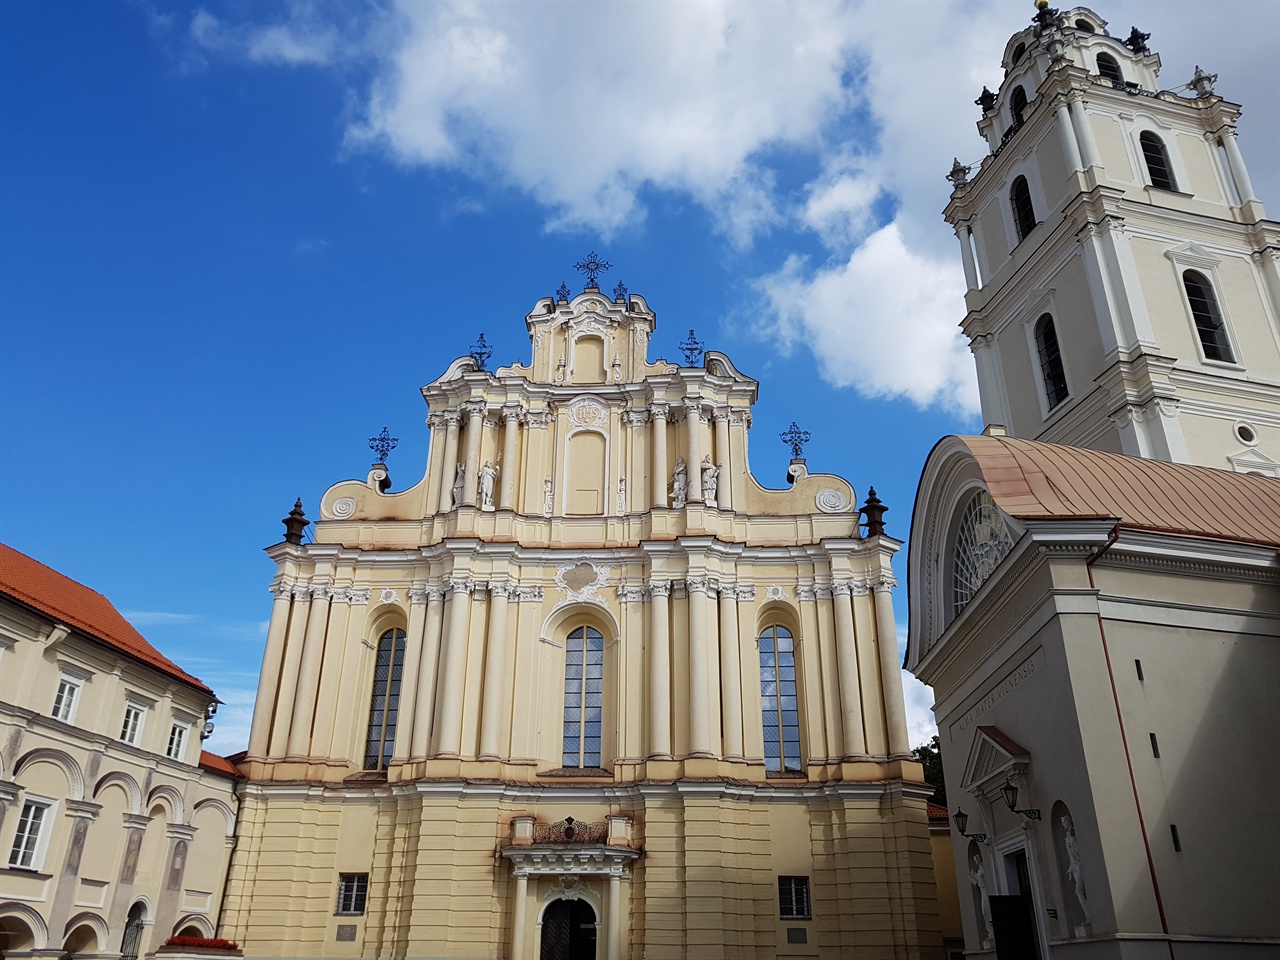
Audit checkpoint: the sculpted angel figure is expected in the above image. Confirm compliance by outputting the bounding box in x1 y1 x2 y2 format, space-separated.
701 454 719 506
451 464 466 509
670 456 688 508
479 460 498 508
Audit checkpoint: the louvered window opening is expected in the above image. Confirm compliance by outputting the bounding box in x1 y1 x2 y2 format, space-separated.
1097 53 1123 86
1183 271 1234 362
1010 86 1028 128
1011 177 1037 243
364 628 407 770
759 626 802 774
1035 314 1069 409
563 626 604 768
1140 132 1178 191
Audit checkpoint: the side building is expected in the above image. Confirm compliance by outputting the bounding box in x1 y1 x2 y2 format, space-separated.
223 280 941 959
0 544 241 958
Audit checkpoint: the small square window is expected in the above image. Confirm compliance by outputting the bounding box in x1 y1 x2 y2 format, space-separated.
8 799 52 870
337 873 369 915
52 677 81 723
166 723 188 761
778 876 811 920
121 703 146 745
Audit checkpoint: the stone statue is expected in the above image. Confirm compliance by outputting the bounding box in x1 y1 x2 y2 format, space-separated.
617 475 627 514
670 457 688 508
1062 814 1090 931
451 464 465 509
701 455 719 506
969 854 993 948
479 460 498 508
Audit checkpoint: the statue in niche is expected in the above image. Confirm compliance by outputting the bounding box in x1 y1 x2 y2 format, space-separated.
617 475 627 514
969 853 993 949
670 457 688 508
1062 814 1090 933
479 460 498 508
451 464 465 509
701 455 719 506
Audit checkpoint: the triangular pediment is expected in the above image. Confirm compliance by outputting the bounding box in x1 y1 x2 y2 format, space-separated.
1164 241 1220 270
960 724 1030 794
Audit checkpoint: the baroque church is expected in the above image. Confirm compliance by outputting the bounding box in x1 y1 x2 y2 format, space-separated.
220 273 941 957
907 5 1279 959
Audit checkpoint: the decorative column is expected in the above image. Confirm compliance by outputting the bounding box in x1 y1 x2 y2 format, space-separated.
268 584 312 757
311 588 354 759
1068 92 1102 170
511 872 529 960
409 586 447 760
685 401 704 503
1219 127 1259 203
500 406 523 510
718 581 744 760
247 582 293 759
287 583 332 757
479 581 513 759
686 576 713 757
391 591 429 765
425 412 446 511
969 333 1011 434
461 401 485 506
712 411 732 510
1055 95 1084 173
648 581 672 759
956 226 979 292
873 577 910 756
608 871 624 959
44 799 100 938
650 405 669 506
831 580 867 758
432 578 473 757
437 410 462 512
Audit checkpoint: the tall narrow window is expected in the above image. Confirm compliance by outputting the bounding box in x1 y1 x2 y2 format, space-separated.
1096 53 1123 86
52 676 80 722
759 626 801 774
562 626 604 768
364 628 407 770
1139 132 1178 191
1010 86 1028 128
119 903 146 960
1034 314 1069 409
121 703 145 745
1010 176 1037 243
8 799 50 869
1183 271 1234 362
166 723 188 761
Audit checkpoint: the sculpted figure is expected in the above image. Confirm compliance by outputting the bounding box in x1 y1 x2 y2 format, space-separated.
1062 814 1090 930
670 456 688 508
451 464 466 509
701 455 719 506
479 460 498 508
969 854 993 948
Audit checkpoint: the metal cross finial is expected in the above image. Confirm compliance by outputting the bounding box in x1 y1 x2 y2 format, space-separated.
780 422 811 460
556 281 572 301
369 426 398 464
613 280 628 302
469 332 493 371
573 251 612 290
678 329 705 366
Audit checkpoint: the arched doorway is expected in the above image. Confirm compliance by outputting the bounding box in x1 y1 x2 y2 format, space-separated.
540 899 596 960
119 902 146 960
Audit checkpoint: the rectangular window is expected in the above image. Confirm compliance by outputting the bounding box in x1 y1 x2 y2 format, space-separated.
166 723 188 761
121 703 146 745
8 800 50 869
778 876 811 920
336 873 369 915
52 677 80 723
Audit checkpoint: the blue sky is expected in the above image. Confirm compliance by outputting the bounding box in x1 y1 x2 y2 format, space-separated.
3 1 1276 754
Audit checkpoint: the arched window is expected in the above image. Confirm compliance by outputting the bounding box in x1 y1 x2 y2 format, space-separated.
1139 132 1178 191
1182 271 1234 362
1010 86 1028 128
1010 176 1037 243
758 626 801 774
562 626 604 768
1034 314 1069 409
1074 19 1095 33
363 628 407 770
1096 53 1123 86
120 903 146 960
1010 43 1026 65
952 490 1014 619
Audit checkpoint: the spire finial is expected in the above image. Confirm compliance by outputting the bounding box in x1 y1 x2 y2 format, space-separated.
282 498 309 545
861 487 888 537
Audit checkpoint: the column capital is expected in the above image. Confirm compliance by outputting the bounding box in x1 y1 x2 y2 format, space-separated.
622 408 651 427
500 404 525 424
647 579 671 598
462 399 487 417
649 403 670 422
489 581 515 599
617 584 649 603
831 579 855 597
685 576 712 594
442 409 463 427
426 411 449 429
349 588 372 605
410 585 447 604
525 409 553 429
63 799 102 821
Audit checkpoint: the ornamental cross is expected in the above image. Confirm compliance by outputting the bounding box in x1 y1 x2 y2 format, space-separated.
780 421 811 459
556 281 572 301
573 251 612 290
469 332 493 371
678 329 705 366
369 426 398 464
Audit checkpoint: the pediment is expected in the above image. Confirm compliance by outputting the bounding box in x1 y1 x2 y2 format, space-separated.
1164 241 1220 270
960 724 1030 794
1229 447 1280 478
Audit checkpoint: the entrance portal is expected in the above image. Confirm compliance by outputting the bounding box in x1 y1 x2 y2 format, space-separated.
540 898 596 960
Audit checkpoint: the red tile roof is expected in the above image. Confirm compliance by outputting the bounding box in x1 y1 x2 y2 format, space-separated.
0 543 211 694
959 436 1280 546
199 750 243 779
927 802 949 821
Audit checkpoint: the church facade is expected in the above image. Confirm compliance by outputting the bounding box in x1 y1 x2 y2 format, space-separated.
911 6 1280 958
223 282 941 957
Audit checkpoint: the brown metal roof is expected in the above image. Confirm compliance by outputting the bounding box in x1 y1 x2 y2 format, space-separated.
959 436 1280 546
0 543 211 694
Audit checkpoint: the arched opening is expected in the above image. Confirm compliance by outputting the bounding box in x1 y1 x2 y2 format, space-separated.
62 922 100 956
1034 314 1068 410
1096 52 1123 86
540 898 596 960
1010 86 1028 128
364 627 407 770
565 432 606 515
1010 176 1036 243
119 902 146 960
1182 270 1234 362
1074 19 1095 33
758 625 801 774
562 626 604 769
0 915 38 954
1139 131 1178 191
1051 801 1091 938
1010 42 1026 65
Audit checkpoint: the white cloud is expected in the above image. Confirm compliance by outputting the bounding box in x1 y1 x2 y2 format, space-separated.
901 669 939 750
122 610 200 626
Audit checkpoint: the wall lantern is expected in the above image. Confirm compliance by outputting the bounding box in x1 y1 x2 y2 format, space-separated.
952 809 987 843
1001 781 1041 820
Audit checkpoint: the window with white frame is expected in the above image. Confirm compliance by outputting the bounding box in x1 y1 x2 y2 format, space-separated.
121 702 147 745
166 722 189 761
8 798 53 870
336 873 369 915
1182 270 1235 363
52 676 82 723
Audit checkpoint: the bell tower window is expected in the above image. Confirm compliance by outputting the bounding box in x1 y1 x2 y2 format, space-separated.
1182 271 1234 362
1139 132 1178 191
1034 314 1068 410
1096 53 1123 86
1010 177 1037 243
1010 86 1028 128
364 628 406 771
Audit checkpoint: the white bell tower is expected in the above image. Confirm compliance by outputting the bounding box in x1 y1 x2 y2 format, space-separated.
944 4 1280 474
